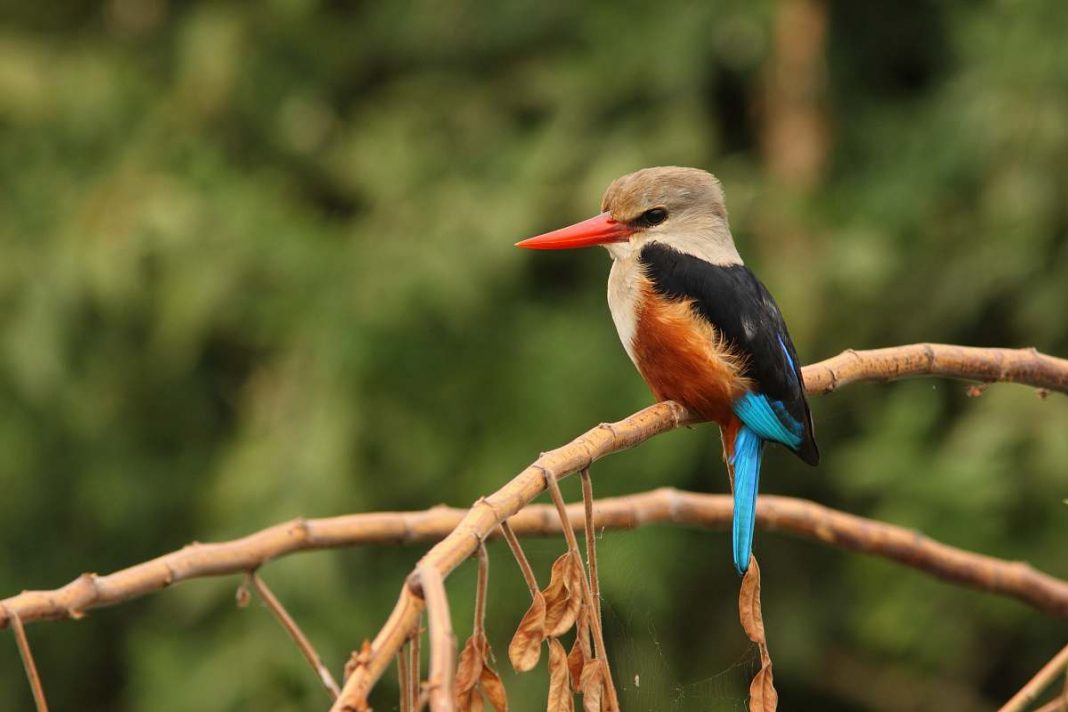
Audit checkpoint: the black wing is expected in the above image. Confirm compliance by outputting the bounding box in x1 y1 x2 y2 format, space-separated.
640 243 819 465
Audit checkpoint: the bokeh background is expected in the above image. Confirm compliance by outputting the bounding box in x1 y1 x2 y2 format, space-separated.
2 1 1066 710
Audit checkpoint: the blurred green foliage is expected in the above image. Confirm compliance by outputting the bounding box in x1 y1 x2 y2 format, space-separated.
1 1 1065 710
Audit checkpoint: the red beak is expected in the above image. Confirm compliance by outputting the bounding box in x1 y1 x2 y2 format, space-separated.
515 212 633 250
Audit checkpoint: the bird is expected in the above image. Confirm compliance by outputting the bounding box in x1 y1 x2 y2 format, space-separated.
516 166 818 575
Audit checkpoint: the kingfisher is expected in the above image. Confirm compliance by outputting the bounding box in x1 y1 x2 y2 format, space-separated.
516 167 819 574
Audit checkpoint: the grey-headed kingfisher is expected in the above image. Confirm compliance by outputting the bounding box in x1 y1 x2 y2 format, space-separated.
516 167 819 574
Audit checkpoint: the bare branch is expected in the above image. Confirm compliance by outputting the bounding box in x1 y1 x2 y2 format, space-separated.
410 621 421 708
416 565 455 712
4 489 1065 640
246 572 340 699
1000 645 1068 712
802 344 1068 395
398 642 411 712
6 609 48 712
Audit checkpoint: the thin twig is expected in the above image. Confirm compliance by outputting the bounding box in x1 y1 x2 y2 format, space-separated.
499 520 540 598
410 625 421 711
473 544 489 638
1000 645 1068 712
1034 698 1065 712
398 641 411 712
7 609 48 712
579 468 602 632
417 565 455 712
245 572 340 699
542 467 620 711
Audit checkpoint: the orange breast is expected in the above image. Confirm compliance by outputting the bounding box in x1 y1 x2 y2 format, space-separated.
631 282 750 425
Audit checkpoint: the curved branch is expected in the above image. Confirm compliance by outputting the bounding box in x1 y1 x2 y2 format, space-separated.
414 565 454 712
3 488 1064 631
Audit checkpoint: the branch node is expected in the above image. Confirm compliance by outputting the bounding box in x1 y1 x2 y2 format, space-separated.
597 421 621 438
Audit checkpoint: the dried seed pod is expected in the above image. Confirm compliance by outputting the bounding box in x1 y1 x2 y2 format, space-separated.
542 554 582 638
456 635 485 698
456 634 508 711
509 592 547 672
567 634 587 692
479 664 508 711
738 558 777 711
578 659 605 712
567 608 591 692
546 638 575 712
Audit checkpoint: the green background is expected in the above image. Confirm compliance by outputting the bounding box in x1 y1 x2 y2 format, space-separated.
1 1 1065 709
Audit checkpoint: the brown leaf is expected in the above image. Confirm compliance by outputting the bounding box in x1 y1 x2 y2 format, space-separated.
509 591 546 672
578 659 605 712
480 664 509 712
546 638 575 712
456 635 484 696
543 554 583 637
738 558 777 712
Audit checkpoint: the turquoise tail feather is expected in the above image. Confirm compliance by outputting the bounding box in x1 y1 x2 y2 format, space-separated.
730 425 765 575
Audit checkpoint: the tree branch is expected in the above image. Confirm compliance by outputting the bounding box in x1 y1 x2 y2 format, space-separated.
1 344 1064 710
801 344 1067 395
414 565 454 712
3 488 1066 632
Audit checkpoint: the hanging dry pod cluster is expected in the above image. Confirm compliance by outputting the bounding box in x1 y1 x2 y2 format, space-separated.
455 546 508 711
499 468 617 712
392 464 775 712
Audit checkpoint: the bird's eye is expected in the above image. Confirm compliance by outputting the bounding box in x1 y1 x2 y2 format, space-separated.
638 207 668 227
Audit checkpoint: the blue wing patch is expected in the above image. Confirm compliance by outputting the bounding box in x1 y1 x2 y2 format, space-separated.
732 392 803 449
777 334 796 373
